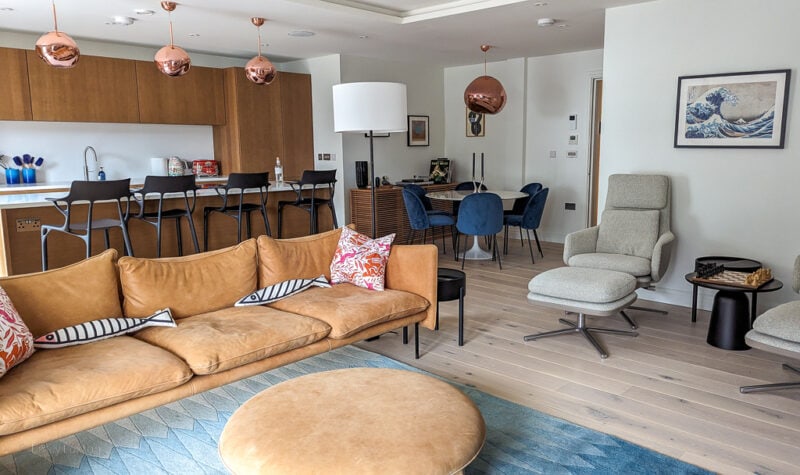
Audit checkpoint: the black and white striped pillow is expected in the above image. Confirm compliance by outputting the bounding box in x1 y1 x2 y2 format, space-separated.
33 308 176 349
235 275 331 307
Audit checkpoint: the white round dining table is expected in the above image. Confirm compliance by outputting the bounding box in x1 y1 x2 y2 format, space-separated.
426 189 528 260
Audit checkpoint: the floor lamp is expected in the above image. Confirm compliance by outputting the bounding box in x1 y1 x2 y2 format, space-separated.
333 82 407 238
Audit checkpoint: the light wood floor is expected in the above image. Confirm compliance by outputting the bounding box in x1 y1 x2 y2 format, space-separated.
359 240 800 474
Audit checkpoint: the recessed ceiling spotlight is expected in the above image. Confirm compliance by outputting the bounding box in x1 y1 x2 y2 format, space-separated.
537 18 556 27
106 16 135 26
0 7 15 12
288 30 315 37
358 35 368 39
260 42 270 47
557 23 569 29
134 9 155 16
534 2 548 6
188 33 200 37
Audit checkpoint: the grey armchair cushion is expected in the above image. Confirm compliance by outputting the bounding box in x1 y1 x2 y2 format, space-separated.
753 302 800 343
595 209 659 259
567 253 652 277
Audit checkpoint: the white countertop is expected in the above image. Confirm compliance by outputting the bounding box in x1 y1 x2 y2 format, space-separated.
0 177 301 210
0 175 227 194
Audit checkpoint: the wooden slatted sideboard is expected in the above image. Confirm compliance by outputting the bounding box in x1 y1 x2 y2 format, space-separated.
349 183 456 243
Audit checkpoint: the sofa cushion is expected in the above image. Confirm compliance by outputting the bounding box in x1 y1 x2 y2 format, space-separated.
34 308 176 349
330 227 395 291
596 209 659 259
119 239 258 319
269 284 429 339
0 336 192 436
134 306 332 375
257 228 342 286
0 249 122 338
0 287 35 378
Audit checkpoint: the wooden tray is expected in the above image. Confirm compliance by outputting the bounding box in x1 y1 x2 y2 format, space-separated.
691 270 773 289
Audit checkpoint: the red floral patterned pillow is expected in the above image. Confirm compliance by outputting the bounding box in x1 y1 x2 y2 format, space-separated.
0 286 35 378
330 227 395 291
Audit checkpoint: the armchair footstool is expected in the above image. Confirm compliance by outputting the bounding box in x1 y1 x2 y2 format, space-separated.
525 267 639 359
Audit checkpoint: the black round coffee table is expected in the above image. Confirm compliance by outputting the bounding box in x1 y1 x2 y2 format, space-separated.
684 271 782 350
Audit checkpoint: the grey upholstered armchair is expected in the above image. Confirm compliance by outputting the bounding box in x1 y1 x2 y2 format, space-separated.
563 174 676 328
740 255 800 393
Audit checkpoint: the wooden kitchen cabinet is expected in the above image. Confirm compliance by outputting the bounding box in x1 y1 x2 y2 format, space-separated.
136 61 225 125
213 70 313 178
27 51 140 123
0 48 32 120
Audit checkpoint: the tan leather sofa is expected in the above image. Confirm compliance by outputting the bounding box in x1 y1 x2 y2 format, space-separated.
0 228 438 456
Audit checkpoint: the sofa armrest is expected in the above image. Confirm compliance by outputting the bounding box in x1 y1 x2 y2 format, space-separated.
650 231 675 283
385 244 438 331
563 226 599 265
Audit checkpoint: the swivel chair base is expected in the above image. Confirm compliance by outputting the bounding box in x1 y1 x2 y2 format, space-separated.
740 363 800 393
524 313 638 359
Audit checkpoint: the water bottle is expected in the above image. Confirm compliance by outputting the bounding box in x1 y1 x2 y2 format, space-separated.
97 167 106 181
274 157 283 186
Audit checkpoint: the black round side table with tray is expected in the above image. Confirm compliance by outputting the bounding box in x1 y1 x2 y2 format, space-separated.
437 268 467 346
685 256 783 350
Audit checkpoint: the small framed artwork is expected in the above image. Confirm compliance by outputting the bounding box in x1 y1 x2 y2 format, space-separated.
466 109 485 137
407 115 430 146
674 69 791 148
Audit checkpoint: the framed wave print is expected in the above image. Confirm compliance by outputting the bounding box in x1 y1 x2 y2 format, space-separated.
674 69 790 148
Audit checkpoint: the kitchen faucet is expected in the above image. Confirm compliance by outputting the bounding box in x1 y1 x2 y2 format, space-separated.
83 146 97 181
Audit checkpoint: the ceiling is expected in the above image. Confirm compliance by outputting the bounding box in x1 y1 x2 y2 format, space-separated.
0 0 654 67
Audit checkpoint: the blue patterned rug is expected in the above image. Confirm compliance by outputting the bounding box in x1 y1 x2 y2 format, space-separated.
0 346 710 474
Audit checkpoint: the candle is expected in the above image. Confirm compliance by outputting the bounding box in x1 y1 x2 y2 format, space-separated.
471 153 476 180
481 153 485 181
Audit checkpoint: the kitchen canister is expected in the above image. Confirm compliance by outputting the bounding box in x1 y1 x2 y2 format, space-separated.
150 157 169 176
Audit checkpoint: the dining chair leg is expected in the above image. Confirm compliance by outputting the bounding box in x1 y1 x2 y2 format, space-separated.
408 230 416 245
41 231 49 271
519 226 524 247
260 206 271 237
103 229 111 251
460 233 466 270
121 225 134 257
503 224 509 255
329 202 339 229
525 229 535 264
454 230 460 262
245 212 252 239
450 225 457 256
494 235 502 270
277 205 284 238
533 229 544 257
422 229 428 245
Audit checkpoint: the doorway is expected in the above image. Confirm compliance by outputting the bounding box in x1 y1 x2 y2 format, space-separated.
588 78 603 227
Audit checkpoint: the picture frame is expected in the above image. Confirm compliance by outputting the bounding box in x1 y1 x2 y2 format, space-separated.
466 109 485 137
674 69 791 148
407 115 429 146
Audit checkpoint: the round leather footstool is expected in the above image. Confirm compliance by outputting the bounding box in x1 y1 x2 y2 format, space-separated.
438 268 467 345
219 368 486 475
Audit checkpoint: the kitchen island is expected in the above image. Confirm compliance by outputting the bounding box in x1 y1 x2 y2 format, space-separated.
0 180 332 275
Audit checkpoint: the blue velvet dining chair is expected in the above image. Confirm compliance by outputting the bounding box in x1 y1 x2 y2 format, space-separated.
455 192 504 270
503 188 549 264
505 182 542 217
403 183 452 218
402 188 456 254
452 181 488 218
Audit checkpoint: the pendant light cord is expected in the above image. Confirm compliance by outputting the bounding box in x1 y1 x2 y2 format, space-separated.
257 26 263 58
51 0 59 34
168 11 175 48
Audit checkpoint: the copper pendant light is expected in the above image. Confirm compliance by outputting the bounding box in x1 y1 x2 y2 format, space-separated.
245 17 277 85
464 45 507 115
154 1 191 77
35 0 80 68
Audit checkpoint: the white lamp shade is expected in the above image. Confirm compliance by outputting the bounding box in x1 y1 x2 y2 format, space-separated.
333 82 408 133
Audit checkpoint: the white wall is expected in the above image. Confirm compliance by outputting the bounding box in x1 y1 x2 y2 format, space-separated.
603 0 800 309
526 50 603 243
444 51 603 241
339 55 446 222
444 59 526 191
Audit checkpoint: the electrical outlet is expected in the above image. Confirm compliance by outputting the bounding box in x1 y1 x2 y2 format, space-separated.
549 150 557 159
16 217 41 232
564 203 576 210
566 150 578 158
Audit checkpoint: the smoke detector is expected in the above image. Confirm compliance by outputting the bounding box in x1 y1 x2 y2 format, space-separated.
537 18 556 27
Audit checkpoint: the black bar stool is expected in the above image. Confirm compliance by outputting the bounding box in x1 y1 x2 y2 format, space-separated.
130 175 200 257
277 170 338 238
41 179 134 270
203 172 271 251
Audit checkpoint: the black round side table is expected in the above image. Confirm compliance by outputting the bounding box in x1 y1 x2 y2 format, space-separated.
689 256 761 322
437 268 467 346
